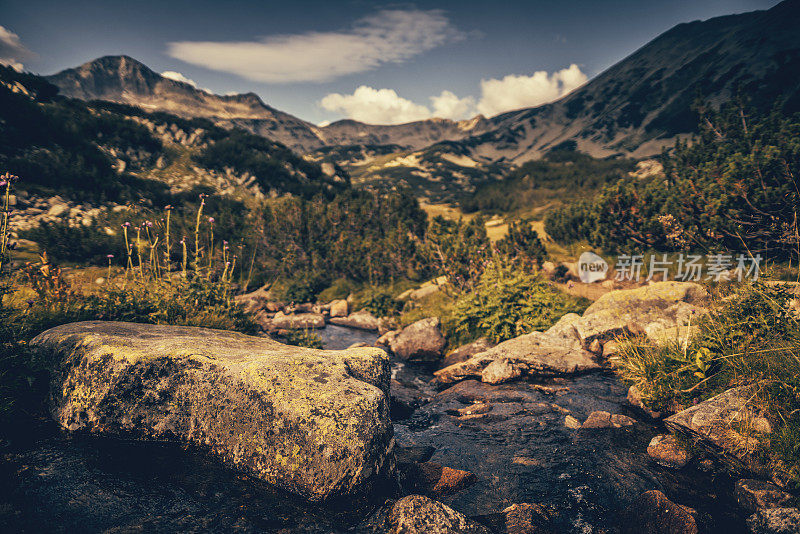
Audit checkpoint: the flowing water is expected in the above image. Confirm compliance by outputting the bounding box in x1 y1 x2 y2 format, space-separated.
0 326 746 533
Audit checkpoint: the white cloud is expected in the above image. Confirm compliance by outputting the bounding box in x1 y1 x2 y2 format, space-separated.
430 90 475 120
476 64 587 117
319 64 588 125
320 86 431 124
167 9 463 84
0 25 32 71
161 70 199 88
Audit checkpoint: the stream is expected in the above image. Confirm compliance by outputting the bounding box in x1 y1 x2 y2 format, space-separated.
0 326 747 533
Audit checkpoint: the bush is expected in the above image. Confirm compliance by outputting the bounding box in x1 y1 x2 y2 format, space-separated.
360 290 401 317
278 329 324 349
545 102 800 260
452 263 589 344
613 279 800 483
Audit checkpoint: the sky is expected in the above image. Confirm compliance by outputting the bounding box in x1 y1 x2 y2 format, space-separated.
0 0 781 125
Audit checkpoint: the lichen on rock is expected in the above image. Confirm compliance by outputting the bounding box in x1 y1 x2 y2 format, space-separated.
31 320 395 502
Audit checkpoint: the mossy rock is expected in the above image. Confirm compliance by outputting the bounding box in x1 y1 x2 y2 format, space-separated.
31 321 394 502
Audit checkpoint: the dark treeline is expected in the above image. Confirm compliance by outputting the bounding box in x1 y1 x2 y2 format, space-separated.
460 150 636 214
545 101 800 259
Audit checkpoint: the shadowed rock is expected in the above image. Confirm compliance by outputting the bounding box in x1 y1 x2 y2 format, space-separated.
621 490 698 534
30 321 394 502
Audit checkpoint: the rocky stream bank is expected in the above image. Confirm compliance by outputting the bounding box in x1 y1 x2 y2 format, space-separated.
1 281 798 533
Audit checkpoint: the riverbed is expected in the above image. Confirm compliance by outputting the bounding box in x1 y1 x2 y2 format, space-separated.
0 326 746 532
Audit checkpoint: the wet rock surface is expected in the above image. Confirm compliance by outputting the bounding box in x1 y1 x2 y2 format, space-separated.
4 325 753 533
620 489 699 534
746 507 800 534
736 479 794 513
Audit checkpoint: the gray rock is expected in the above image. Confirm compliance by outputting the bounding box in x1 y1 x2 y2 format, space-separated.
329 299 349 318
387 494 490 534
480 359 521 385
747 508 800 534
665 383 766 472
30 321 394 502
581 411 636 429
572 281 709 345
736 479 794 513
435 314 598 384
390 317 447 362
270 311 326 330
647 434 692 468
439 338 495 370
330 310 382 331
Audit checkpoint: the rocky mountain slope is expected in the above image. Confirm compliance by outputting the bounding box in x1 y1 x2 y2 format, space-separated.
47 56 492 155
446 0 800 162
0 65 346 234
44 0 800 201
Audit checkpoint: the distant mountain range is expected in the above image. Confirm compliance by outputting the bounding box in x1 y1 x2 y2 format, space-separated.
45 0 800 202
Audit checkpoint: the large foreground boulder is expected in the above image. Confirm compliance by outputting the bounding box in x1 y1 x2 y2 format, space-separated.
435 314 599 384
30 321 394 502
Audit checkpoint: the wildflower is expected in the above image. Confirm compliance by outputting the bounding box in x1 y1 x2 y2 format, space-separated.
0 180 6 187
208 217 215 224
122 222 131 228
164 204 173 210
107 254 114 259
146 221 154 228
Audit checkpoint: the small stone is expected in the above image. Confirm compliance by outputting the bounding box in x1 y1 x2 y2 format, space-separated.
602 339 621 357
329 299 349 318
753 417 773 434
582 411 612 428
564 415 581 429
588 338 603 355
387 494 490 534
401 462 477 497
481 359 521 384
736 479 794 513
621 490 698 534
627 385 662 418
501 502 556 534
610 414 637 427
746 507 800 534
94 277 105 285
647 434 692 468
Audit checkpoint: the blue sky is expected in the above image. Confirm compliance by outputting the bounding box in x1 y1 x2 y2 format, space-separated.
0 0 780 124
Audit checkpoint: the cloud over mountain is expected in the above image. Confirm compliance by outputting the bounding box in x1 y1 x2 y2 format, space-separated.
166 9 463 84
0 25 32 71
319 64 588 124
476 64 587 116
